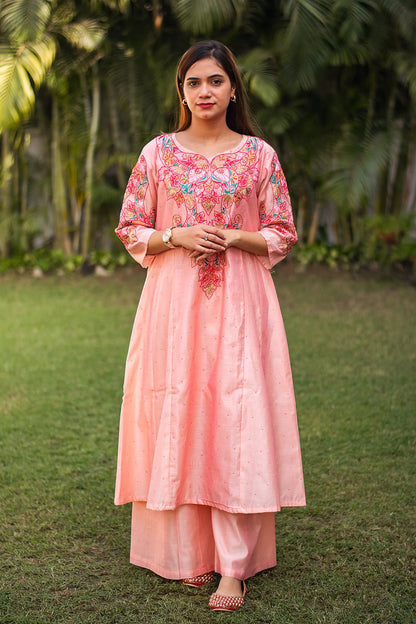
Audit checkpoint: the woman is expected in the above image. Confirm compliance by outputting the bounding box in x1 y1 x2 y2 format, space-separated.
115 40 306 612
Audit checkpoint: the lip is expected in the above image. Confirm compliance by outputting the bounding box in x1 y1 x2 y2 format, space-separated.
198 103 214 109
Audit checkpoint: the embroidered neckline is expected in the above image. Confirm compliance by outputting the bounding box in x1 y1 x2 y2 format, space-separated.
171 133 248 163
156 134 261 298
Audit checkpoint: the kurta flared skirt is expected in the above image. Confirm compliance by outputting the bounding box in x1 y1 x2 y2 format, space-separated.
115 246 305 513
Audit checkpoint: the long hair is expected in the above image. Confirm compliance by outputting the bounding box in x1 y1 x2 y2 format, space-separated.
175 40 256 136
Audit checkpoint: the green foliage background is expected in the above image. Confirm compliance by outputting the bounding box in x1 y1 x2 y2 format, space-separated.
0 1 415 267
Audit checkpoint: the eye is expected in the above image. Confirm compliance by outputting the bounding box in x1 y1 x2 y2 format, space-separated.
187 80 198 87
212 79 224 86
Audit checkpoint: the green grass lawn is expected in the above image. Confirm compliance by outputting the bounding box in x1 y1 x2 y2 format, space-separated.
0 266 415 624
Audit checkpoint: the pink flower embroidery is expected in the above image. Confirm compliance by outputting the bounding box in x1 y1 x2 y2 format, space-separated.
157 136 261 296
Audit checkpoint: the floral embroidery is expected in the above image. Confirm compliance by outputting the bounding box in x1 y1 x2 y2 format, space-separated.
116 155 155 246
158 136 259 225
157 135 260 296
192 253 227 299
116 135 296 294
259 156 297 255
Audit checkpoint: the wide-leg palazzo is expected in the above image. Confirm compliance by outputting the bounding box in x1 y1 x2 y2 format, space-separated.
130 503 276 580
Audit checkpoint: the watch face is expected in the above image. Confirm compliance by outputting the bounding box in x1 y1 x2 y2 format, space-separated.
162 229 171 243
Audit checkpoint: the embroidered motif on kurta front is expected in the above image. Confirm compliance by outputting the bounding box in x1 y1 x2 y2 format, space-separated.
157 135 259 297
192 253 227 299
116 134 298 293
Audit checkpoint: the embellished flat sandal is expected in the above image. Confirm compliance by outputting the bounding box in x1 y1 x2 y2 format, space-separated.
208 580 247 612
180 571 216 587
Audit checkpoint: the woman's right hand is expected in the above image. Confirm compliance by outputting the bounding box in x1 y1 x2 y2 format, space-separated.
172 225 226 258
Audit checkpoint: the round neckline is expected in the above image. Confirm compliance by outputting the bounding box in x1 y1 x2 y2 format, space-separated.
171 133 247 162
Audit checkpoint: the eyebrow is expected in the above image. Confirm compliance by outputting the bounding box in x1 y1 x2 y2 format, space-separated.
185 73 225 81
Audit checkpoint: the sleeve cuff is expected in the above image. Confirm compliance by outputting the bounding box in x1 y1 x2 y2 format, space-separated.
257 228 289 269
123 227 157 268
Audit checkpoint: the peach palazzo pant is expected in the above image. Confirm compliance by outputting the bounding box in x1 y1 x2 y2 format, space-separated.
130 502 277 580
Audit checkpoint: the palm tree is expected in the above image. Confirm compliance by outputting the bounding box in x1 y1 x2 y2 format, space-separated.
0 0 56 254
1 0 415 261
0 0 56 131
0 0 106 256
265 0 416 244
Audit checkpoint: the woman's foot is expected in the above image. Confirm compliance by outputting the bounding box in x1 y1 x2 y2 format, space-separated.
216 576 244 596
209 577 247 612
180 571 215 587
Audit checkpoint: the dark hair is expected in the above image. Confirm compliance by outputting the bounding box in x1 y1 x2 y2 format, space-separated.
175 40 255 136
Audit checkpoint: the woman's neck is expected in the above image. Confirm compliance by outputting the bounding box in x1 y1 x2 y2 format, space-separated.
183 118 236 144
175 122 243 160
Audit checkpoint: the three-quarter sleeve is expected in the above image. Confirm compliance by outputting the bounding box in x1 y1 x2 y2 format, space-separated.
257 148 297 269
115 152 157 268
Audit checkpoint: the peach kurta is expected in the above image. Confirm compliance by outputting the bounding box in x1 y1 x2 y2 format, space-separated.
115 133 305 513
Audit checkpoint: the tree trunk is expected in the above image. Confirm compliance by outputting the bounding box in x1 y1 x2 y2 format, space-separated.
128 55 140 149
17 131 29 218
51 97 71 255
107 80 126 189
375 82 397 216
81 66 100 259
365 68 377 141
337 212 352 246
0 131 13 257
296 193 306 244
404 115 416 214
307 201 320 245
391 114 410 216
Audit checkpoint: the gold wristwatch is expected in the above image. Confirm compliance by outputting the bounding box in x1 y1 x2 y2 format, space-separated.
162 227 176 248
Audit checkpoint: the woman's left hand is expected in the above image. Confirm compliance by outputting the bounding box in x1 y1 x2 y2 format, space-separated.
189 229 240 262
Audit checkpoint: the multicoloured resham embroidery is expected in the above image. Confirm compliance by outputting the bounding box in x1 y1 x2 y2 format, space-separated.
116 154 156 246
259 156 296 254
192 253 227 299
157 135 259 296
117 135 296 297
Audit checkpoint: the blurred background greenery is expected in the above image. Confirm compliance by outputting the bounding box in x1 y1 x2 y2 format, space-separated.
0 0 415 275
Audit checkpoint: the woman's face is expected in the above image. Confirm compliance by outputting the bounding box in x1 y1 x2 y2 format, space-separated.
182 57 235 124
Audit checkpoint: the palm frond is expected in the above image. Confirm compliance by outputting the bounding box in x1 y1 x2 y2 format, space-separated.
0 36 56 130
332 0 378 34
321 128 396 210
171 0 248 35
258 104 302 136
391 51 416 102
59 19 106 51
239 49 280 106
89 0 131 12
278 0 334 91
23 36 56 83
330 43 371 66
282 0 332 28
0 0 51 43
377 0 416 42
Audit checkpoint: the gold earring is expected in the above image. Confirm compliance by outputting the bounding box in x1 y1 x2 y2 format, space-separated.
231 94 236 103
182 98 187 106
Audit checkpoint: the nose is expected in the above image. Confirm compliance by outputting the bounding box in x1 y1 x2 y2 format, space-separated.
200 81 211 97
